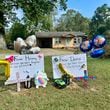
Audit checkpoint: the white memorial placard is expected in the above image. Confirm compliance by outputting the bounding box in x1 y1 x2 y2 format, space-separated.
5 54 44 85
52 54 87 79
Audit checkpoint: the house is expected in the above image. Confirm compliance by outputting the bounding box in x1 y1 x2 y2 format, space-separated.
35 32 87 48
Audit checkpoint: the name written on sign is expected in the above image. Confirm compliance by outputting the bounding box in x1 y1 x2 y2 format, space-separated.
10 55 41 68
59 56 86 68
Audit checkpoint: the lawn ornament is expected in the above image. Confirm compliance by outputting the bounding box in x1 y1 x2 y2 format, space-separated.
29 47 40 54
25 35 36 47
0 55 14 79
54 79 67 89
62 74 71 85
75 73 96 88
58 63 73 78
14 37 27 53
54 63 73 89
20 46 31 54
24 75 31 89
92 35 106 48
34 71 48 88
14 35 40 54
0 60 10 79
16 38 27 46
80 40 92 52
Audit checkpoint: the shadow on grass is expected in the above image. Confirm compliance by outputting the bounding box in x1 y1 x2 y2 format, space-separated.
0 75 17 92
0 79 5 86
0 79 9 92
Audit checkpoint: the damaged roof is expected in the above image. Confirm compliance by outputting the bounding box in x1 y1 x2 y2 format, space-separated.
35 32 86 38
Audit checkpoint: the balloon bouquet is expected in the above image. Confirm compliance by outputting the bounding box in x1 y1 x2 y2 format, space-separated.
80 35 106 58
79 35 106 88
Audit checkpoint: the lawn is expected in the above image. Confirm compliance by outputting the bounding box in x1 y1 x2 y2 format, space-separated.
0 54 110 110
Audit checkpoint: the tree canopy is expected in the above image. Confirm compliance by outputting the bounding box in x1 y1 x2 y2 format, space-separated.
0 0 68 35
55 9 90 34
9 22 27 41
89 4 110 36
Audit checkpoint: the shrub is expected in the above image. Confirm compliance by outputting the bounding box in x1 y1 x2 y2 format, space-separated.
103 45 110 58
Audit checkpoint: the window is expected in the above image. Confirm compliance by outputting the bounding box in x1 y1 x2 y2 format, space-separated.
74 38 77 43
74 37 82 47
55 38 61 44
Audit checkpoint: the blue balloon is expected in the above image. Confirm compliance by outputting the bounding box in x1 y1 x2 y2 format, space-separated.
80 40 92 52
92 35 106 48
90 48 105 58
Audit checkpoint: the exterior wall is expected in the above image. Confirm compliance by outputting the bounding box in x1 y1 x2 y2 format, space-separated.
73 37 82 48
52 37 74 48
36 36 84 48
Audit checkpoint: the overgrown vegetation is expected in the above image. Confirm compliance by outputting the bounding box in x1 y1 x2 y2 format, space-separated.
0 0 68 36
55 9 90 34
0 56 110 110
89 4 110 36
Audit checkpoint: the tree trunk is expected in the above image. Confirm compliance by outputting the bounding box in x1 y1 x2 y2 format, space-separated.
0 11 7 49
0 10 5 35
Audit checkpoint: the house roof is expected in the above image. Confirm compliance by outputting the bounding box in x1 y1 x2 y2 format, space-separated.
35 32 86 38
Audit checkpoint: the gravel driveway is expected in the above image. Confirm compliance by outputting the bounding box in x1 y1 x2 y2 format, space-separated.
40 48 74 56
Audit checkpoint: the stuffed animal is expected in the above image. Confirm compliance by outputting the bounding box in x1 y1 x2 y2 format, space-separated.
25 35 36 47
14 35 41 54
29 47 40 54
34 71 49 88
14 37 27 53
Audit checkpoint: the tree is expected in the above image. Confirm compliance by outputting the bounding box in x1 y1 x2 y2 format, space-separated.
55 9 90 33
24 13 54 33
0 0 68 36
89 4 110 57
89 4 110 35
9 22 27 42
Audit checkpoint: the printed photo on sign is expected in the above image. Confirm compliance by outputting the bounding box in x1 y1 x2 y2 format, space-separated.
52 54 87 79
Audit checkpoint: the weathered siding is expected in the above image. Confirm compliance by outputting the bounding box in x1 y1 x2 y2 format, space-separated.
52 37 74 48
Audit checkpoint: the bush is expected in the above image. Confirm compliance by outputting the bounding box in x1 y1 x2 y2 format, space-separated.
9 22 27 42
103 45 110 58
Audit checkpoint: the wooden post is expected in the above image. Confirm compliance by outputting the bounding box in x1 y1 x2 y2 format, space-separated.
16 72 21 92
17 82 21 92
83 79 88 88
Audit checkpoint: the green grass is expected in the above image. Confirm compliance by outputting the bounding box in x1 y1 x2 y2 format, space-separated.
0 55 110 110
0 49 16 54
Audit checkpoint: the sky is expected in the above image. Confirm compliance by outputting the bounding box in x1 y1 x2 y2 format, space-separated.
16 8 23 20
66 0 110 18
16 0 110 19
